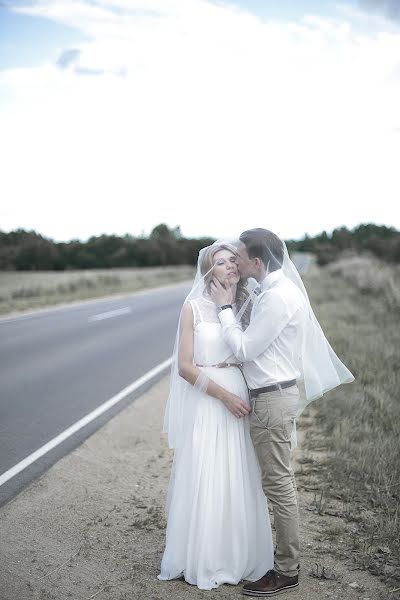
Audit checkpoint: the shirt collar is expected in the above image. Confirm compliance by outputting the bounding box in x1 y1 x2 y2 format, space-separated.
259 268 283 293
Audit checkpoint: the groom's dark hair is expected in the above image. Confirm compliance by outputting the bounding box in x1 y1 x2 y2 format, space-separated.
239 228 284 272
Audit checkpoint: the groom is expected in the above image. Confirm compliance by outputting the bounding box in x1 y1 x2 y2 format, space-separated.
210 228 303 596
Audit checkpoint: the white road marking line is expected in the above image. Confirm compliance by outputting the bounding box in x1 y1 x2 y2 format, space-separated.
88 306 131 322
0 357 172 488
0 281 191 325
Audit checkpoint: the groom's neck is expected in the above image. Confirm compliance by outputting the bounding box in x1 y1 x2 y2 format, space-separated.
256 266 267 283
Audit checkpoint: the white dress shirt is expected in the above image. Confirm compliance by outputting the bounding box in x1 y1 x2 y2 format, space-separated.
218 269 306 390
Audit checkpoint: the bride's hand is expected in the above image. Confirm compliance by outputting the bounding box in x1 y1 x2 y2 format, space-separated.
222 393 251 418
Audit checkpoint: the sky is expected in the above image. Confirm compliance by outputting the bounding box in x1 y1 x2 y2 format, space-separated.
0 0 399 242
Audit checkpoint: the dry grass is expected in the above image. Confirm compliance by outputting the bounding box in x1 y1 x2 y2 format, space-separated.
299 255 400 581
327 254 400 311
0 266 195 315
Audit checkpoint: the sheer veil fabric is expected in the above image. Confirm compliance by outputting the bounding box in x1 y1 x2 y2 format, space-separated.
158 239 274 589
163 234 354 451
158 233 353 590
162 238 253 450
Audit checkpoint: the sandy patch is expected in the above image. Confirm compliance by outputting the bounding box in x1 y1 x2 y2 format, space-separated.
0 377 390 600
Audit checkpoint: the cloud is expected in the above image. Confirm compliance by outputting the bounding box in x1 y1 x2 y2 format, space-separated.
0 0 399 240
57 48 81 69
56 46 126 76
359 0 400 22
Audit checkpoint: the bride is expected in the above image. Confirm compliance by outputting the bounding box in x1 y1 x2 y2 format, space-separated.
158 241 274 591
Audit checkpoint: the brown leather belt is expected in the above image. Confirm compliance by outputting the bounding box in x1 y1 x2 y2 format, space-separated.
195 362 243 368
249 379 297 398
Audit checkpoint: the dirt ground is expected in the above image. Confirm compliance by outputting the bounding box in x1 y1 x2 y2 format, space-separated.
0 377 392 600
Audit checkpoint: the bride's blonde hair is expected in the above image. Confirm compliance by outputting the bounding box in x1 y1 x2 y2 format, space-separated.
200 243 252 328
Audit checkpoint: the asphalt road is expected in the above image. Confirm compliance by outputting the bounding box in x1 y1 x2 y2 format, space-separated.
0 283 190 506
0 254 312 507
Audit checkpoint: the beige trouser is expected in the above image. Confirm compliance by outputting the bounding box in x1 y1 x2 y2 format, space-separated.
250 384 300 578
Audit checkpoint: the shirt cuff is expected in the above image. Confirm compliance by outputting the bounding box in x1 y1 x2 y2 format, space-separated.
218 307 236 326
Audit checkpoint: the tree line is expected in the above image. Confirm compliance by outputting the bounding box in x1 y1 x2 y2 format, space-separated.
0 223 398 270
287 223 400 265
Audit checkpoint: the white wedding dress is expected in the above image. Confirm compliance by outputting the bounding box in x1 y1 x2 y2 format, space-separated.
158 297 274 591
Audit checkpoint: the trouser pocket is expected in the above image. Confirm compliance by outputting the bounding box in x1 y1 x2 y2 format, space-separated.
250 386 299 443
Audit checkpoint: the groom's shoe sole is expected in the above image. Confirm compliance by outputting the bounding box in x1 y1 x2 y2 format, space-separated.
242 582 299 596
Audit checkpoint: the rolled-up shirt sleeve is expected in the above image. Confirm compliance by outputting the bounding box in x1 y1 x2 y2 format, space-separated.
218 291 296 362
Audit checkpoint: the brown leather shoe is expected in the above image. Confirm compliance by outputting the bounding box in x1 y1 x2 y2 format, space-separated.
242 569 299 596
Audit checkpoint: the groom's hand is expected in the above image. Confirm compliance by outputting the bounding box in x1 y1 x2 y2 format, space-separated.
210 277 234 306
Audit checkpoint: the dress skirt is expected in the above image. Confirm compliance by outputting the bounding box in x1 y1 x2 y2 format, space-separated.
158 366 274 590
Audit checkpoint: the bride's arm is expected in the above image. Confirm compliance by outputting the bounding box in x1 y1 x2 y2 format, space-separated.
177 302 250 419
